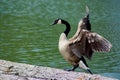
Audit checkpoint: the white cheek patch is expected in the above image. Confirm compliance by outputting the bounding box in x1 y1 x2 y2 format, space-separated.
57 19 62 24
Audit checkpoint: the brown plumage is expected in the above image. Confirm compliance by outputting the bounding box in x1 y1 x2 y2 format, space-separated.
51 6 112 74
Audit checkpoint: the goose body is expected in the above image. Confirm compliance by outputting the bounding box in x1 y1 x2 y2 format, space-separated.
51 7 112 74
59 33 80 66
59 33 71 60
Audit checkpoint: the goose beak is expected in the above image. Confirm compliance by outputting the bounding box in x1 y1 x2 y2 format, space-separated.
50 23 55 26
50 21 57 26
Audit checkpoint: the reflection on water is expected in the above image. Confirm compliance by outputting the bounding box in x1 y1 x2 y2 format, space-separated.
0 0 120 79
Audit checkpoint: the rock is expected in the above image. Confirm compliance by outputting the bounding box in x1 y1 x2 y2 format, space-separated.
0 60 118 80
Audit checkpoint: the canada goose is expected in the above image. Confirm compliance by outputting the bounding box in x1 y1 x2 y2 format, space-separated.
51 7 112 74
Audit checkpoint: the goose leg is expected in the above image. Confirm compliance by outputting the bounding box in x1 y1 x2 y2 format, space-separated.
87 69 93 74
79 56 93 74
67 65 79 71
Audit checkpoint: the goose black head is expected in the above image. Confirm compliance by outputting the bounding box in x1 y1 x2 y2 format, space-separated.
51 18 62 25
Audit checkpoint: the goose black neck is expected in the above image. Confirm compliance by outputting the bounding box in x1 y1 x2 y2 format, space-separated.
61 20 71 37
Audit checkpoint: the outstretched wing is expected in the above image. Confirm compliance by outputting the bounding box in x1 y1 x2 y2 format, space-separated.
69 30 93 59
70 6 91 41
86 31 112 52
69 30 112 59
69 6 112 59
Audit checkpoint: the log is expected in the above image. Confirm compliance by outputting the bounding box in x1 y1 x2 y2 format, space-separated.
0 60 117 80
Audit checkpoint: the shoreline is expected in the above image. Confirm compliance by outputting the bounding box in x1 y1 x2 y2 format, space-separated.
0 60 118 80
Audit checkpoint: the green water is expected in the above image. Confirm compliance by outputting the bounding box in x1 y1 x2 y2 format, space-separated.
0 0 120 79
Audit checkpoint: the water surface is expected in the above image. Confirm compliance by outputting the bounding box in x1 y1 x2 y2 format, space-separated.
0 0 120 79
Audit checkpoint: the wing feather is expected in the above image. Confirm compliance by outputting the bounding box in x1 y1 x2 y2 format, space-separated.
69 29 112 59
69 30 93 59
87 32 112 52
